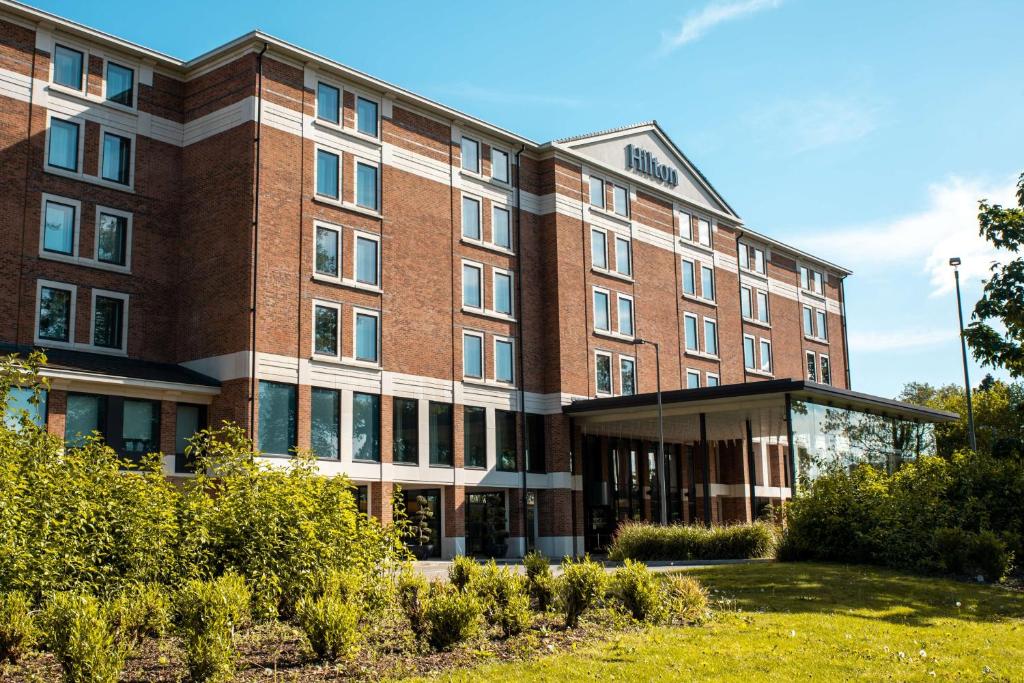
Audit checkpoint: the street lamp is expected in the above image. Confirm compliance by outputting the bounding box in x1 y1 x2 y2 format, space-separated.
949 257 978 451
633 338 667 525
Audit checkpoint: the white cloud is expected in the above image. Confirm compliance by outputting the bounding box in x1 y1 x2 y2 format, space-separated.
662 0 783 52
435 82 584 108
749 95 882 153
848 328 956 354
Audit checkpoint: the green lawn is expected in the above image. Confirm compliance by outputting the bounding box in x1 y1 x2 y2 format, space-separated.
419 562 1024 682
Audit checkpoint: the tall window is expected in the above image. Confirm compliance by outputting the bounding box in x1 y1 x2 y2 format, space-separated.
38 285 73 343
105 62 134 106
314 303 339 357
697 218 711 247
684 314 698 352
316 83 340 124
740 287 752 318
101 132 131 185
591 229 607 269
258 381 296 455
704 319 718 356
53 45 83 90
756 291 770 323
354 235 379 286
48 119 79 171
701 265 715 301
393 397 419 464
461 137 479 173
356 97 378 136
593 289 610 331
352 392 380 462
820 356 832 385
96 212 127 266
356 162 378 209
428 402 452 466
617 296 634 336
462 264 482 309
315 225 339 277
526 413 546 473
492 206 511 249
354 311 378 363
65 393 103 448
493 271 512 316
495 338 513 383
741 244 765 274
759 339 772 373
464 406 486 468
589 176 605 208
595 352 612 394
462 196 481 240
806 351 817 382
92 294 125 350
687 370 700 389
620 357 636 396
496 409 516 471
743 336 756 369
43 200 75 255
121 399 159 460
491 148 509 183
615 237 632 277
801 266 824 294
316 149 339 199
682 260 696 296
463 333 483 379
311 387 340 459
816 310 828 340
802 306 814 337
612 185 629 217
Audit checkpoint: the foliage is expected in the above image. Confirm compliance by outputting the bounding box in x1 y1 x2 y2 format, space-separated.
109 582 171 644
557 555 608 628
474 560 531 637
43 592 128 683
295 587 362 662
396 570 430 641
607 521 778 562
661 574 709 625
0 590 37 664
408 495 434 547
523 551 556 612
612 560 666 623
448 555 480 593
174 573 251 683
424 581 482 651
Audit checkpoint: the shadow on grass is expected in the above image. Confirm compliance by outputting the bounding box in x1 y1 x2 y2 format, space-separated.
686 561 1024 627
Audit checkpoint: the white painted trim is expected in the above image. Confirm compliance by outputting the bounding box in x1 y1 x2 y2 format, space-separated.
34 278 77 348
594 349 613 397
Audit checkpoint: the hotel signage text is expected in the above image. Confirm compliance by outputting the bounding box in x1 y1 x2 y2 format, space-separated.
625 144 678 186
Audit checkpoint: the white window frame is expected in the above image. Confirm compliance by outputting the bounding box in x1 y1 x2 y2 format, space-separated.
759 338 773 373
816 309 828 341
805 350 817 381
491 204 512 250
612 184 630 217
681 257 697 296
743 334 756 370
101 57 138 111
706 372 720 387
89 288 129 355
462 260 484 311
683 312 699 352
619 355 636 396
678 210 692 241
820 354 832 385
700 263 716 302
352 307 381 365
493 335 515 384
97 125 136 190
93 205 133 272
461 193 482 241
756 289 770 324
802 305 815 337
591 227 608 270
462 330 485 379
353 157 380 211
311 299 342 360
461 136 480 174
355 94 381 139
49 41 88 95
589 175 605 209
492 267 514 318
38 193 81 261
616 293 635 338
740 285 753 319
703 317 718 357
34 279 77 348
315 80 342 126
592 286 611 332
313 220 342 280
696 216 712 247
44 112 84 178
614 235 632 277
594 350 613 396
686 369 701 389
313 144 342 202
352 230 381 288
490 147 510 184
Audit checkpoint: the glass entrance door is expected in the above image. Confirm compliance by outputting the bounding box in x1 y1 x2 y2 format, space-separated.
403 488 441 558
466 491 507 557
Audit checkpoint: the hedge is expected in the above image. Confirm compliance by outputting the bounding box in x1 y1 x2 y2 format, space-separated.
607 521 778 561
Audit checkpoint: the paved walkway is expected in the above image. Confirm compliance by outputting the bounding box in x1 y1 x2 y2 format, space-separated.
413 557 772 581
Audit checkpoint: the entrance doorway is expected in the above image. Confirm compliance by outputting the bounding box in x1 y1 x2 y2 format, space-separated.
466 490 508 558
402 488 441 558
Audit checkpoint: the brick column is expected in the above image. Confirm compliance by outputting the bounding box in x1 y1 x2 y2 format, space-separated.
370 480 393 526
452 403 464 468
444 484 465 557
159 400 177 455
46 389 67 438
296 384 311 452
379 395 393 464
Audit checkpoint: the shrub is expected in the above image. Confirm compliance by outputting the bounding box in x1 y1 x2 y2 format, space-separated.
523 551 556 612
971 531 1013 582
558 555 608 628
662 575 709 624
295 590 362 662
475 560 531 637
0 590 37 664
612 559 666 623
424 582 481 651
609 521 777 562
448 555 480 592
44 592 128 683
174 573 251 683
109 582 170 644
934 527 974 575
396 570 430 640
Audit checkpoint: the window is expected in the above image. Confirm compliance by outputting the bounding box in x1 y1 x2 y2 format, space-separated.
311 387 340 459
591 228 608 269
354 234 379 286
759 339 773 373
491 148 509 183
615 236 632 277
704 318 718 356
64 395 158 462
100 132 131 185
816 310 828 340
814 271 824 293
617 295 634 336
316 149 339 199
806 351 817 382
612 185 629 217
463 332 483 379
679 211 692 241
354 310 378 362
526 413 546 473
593 289 610 331
740 287 752 319
595 352 612 395
96 211 128 266
739 244 765 274
589 176 605 208
684 314 698 352
356 97 378 137
701 265 715 301
48 119 79 172
496 409 516 471
38 283 73 343
315 224 339 277
492 206 511 249
4 387 47 430
352 392 381 462
121 399 159 460
756 290 770 324
461 137 479 173
428 401 452 466
92 292 126 350
105 62 134 106
697 218 711 247
175 404 204 473
316 82 340 124
686 370 700 389
258 381 296 455
682 259 696 296
393 397 419 464
620 357 636 396
820 355 832 385
52 44 83 90
743 336 756 370
355 162 378 209
493 270 512 316
313 303 339 357
802 306 814 337
65 393 104 448
801 266 824 294
461 195 481 240
43 199 76 256
707 374 720 387
462 263 482 309
495 338 514 383
754 248 765 274
464 405 486 468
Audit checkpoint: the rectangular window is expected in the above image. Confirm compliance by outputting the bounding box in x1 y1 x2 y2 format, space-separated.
354 235 379 286
493 271 512 315
53 44 84 90
462 263 482 309
756 290 770 324
760 339 773 373
591 228 608 269
92 293 125 350
122 399 159 459
463 332 483 379
38 284 73 343
491 148 509 183
392 397 419 464
461 195 481 240
495 338 514 383
316 149 339 199
314 303 339 357
806 351 817 382
595 352 612 395
802 306 814 337
684 314 698 352
707 374 720 387
613 185 629 217
740 287 752 318
754 249 765 274
492 206 511 249
701 265 715 301
743 336 756 369
352 392 381 462
461 137 480 173
464 405 486 468
680 212 692 241
4 387 47 431
496 409 517 471
105 62 134 106
526 413 546 473
593 289 610 331
356 162 378 209
813 270 824 294
311 387 340 459
615 237 632 277
620 357 636 396
820 355 832 385
66 393 104 448
101 132 131 185
617 295 634 336
686 370 700 389
354 311 378 362
317 82 340 124
48 119 79 172
697 218 711 246
816 310 828 340
258 381 296 455
428 401 452 466
174 403 202 472
43 199 76 255
315 224 339 277
738 243 749 270
96 211 127 266
682 259 695 296
589 176 605 208
356 97 378 137
704 318 718 356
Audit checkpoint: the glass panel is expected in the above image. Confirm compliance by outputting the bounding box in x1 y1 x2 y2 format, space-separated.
43 201 75 255
92 295 124 349
96 213 127 265
821 356 832 384
687 371 700 389
495 339 513 382
806 353 817 381
258 381 296 455
618 297 633 336
492 148 509 182
461 196 480 239
757 291 769 323
704 319 717 356
316 149 339 198
175 404 200 454
707 375 720 387
493 272 511 315
461 137 479 172
701 266 715 300
393 397 419 464
589 177 604 208
754 249 764 273
66 394 103 447
38 286 71 342
122 399 158 457
596 354 611 394
352 392 381 462
620 359 636 395
615 238 631 276
803 307 814 336
496 409 516 471
462 265 481 308
760 341 772 372
739 244 749 269
464 406 486 468
105 62 134 106
526 413 545 473
311 387 340 459
315 226 338 276
101 133 131 184
355 236 379 285
463 334 482 378
317 83 340 123
593 291 609 330
48 119 79 171
743 337 755 368
697 218 711 246
314 305 338 355
680 212 692 241
356 97 378 136
682 261 695 295
355 313 378 362
817 310 828 339
53 45 83 89
591 229 607 269
741 288 752 318
493 207 510 248
428 402 452 466
356 162 378 209
4 387 47 430
684 316 698 351
613 185 628 216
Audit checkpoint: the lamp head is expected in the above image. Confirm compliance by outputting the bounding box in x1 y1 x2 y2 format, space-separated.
949 257 961 267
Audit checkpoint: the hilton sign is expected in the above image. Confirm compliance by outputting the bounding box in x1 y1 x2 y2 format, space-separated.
625 144 678 187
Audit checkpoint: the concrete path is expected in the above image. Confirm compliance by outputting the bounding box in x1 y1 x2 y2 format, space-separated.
413 557 772 581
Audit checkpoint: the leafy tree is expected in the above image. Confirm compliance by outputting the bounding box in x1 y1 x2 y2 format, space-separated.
964 172 1024 377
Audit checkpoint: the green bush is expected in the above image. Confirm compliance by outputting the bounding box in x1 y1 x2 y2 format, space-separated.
44 592 128 683
558 555 608 628
109 582 170 644
424 582 481 651
608 521 777 562
174 573 251 683
662 574 709 624
0 590 37 664
448 555 479 592
396 570 430 640
612 559 666 623
523 550 556 612
474 560 531 637
971 531 1013 582
295 589 362 662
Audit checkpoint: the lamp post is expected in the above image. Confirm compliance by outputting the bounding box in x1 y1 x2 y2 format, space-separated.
949 257 978 451
633 338 667 525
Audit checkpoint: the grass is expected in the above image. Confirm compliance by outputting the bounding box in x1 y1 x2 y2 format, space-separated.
412 562 1024 682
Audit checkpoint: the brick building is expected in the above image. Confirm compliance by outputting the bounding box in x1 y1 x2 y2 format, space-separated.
0 1 951 558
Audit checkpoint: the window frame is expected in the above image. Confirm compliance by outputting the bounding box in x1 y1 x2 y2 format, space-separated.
802 305 815 337
743 334 756 370
590 227 608 270
805 350 817 382
352 307 381 364
589 175 605 209
463 405 487 469
700 263 716 302
102 58 136 110
98 127 135 189
392 396 420 465
50 42 87 94
681 257 696 296
460 136 480 174
619 356 636 396
39 193 81 260
756 289 770 324
353 158 380 211
706 372 720 387
462 330 485 380
491 146 510 184
355 95 380 138
686 369 701 389
491 204 512 250
94 205 132 271
89 288 129 354
310 386 341 460
592 286 611 332
614 235 632 277
353 231 381 288
315 80 342 125
683 312 699 352
314 145 342 201
45 114 83 176
703 317 718 357
492 267 514 317
616 293 635 338
759 338 773 373
461 193 482 241
696 216 712 247
258 380 297 456
313 220 342 280
461 260 484 311
35 279 77 347
311 299 342 360
351 391 382 463
493 335 515 384
816 309 828 341
612 184 629 217
594 350 613 396
820 354 832 385
679 210 693 241
740 285 753 319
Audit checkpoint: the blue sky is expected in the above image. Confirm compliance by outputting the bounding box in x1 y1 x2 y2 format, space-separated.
33 0 1024 397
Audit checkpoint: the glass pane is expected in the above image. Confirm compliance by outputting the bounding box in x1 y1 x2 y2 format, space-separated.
122 399 158 456
355 313 378 362
704 320 717 355
620 359 635 396
316 150 339 198
493 207 510 248
754 249 764 273
314 305 338 355
352 392 380 462
590 177 604 207
821 357 831 384
66 394 103 447
760 341 772 372
744 338 755 368
613 185 628 216
175 405 200 454
495 340 513 382
4 387 47 430
53 45 83 89
428 402 452 466
315 226 338 276
596 355 611 393
682 261 695 295
463 334 482 378
461 137 479 172
496 409 516 471
38 286 71 342
806 353 817 381
526 413 545 473
105 62 134 106
259 381 296 455
741 289 752 318
701 266 715 300
101 134 131 184
739 245 749 269
616 238 631 276
594 291 609 330
356 163 378 209
685 317 698 351
462 265 481 308
591 229 607 269
492 149 509 182
817 311 828 339
618 297 633 336
464 406 486 467
803 308 814 336
311 387 340 459
687 372 700 389
698 218 711 246
92 295 124 349
96 213 127 265
707 375 720 387
317 83 339 123
355 236 378 285
393 397 419 464
356 97 378 136
757 291 769 322
462 196 480 239
494 272 511 315
48 119 79 171
43 201 75 255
